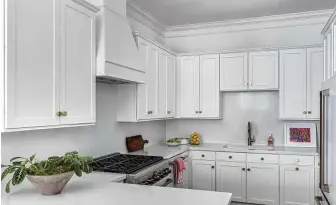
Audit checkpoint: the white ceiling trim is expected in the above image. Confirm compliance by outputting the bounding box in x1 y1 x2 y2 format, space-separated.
165 9 333 38
322 8 336 34
126 2 333 39
127 0 166 37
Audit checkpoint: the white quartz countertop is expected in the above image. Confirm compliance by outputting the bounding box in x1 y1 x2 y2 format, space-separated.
189 143 318 156
128 145 190 159
2 173 232 205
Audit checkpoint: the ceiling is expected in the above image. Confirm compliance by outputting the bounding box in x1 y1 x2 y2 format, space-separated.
130 0 336 26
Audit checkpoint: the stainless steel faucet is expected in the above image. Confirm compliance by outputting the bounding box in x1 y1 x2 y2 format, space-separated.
248 122 255 146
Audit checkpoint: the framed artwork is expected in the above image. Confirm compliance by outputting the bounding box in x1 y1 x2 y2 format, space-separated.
284 123 317 148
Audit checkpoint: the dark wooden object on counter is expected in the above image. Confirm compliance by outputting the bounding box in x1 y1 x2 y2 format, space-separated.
126 135 149 152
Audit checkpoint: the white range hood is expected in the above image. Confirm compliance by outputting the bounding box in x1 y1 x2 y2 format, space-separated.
87 0 145 83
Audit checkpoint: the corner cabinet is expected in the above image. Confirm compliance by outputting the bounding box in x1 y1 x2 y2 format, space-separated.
178 55 221 119
3 0 98 131
279 48 323 120
220 51 278 91
116 34 176 122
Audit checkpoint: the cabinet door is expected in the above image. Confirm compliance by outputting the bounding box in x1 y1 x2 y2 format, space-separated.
307 47 324 119
216 162 247 202
248 51 279 90
192 160 215 191
179 56 200 118
5 0 60 128
280 165 315 205
59 0 96 125
137 40 159 120
220 53 248 91
199 55 220 118
324 32 333 81
247 163 279 205
279 49 307 119
159 51 176 118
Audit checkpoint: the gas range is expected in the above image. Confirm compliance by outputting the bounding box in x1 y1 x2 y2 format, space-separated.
91 153 173 187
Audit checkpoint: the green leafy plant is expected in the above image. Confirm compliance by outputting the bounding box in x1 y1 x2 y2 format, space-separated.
1 151 93 193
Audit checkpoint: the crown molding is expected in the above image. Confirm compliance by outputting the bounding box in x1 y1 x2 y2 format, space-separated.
322 8 336 34
127 0 166 38
73 0 100 13
165 9 333 38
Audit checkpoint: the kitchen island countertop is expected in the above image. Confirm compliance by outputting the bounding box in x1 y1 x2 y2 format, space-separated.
2 173 232 205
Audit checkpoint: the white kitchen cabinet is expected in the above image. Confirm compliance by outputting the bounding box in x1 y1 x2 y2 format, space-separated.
248 51 279 90
137 38 160 120
216 161 247 202
220 53 248 91
4 0 98 130
247 163 279 205
279 48 323 120
117 35 177 122
179 55 221 119
159 50 176 118
59 0 96 125
280 165 315 205
306 48 324 119
192 160 216 191
220 51 278 91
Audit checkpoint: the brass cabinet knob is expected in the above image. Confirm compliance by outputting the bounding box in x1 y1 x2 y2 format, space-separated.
247 168 251 171
242 168 246 171
199 111 203 114
308 111 312 114
167 111 171 114
211 166 215 169
56 111 62 117
261 157 265 161
196 111 199 114
201 154 205 158
303 111 307 114
62 111 68 116
295 167 300 171
229 156 232 159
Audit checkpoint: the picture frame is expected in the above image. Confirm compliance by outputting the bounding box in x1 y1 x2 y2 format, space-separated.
284 123 317 148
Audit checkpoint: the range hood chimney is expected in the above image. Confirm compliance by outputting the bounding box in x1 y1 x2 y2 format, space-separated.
87 0 145 84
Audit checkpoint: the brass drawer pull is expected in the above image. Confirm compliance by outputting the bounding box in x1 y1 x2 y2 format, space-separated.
295 167 300 171
62 111 68 116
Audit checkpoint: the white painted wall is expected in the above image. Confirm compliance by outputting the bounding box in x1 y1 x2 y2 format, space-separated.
1 84 166 163
166 23 326 53
166 92 318 146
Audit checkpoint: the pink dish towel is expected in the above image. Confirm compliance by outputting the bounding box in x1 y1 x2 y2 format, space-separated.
173 158 185 185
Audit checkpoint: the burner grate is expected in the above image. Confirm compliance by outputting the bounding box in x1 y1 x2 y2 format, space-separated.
91 154 163 174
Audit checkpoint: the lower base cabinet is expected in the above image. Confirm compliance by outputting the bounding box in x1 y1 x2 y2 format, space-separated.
191 160 216 191
216 162 247 202
247 163 279 205
280 165 315 205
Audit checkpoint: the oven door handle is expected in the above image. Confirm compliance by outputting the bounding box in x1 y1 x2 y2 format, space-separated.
162 179 173 187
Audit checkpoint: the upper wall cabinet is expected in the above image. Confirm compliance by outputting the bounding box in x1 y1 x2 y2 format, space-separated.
116 35 176 122
279 48 324 120
3 0 98 131
322 9 336 90
220 51 279 91
178 55 221 119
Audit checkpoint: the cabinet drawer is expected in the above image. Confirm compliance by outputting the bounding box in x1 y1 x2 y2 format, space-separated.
216 152 246 162
191 151 215 161
280 155 314 166
247 154 279 164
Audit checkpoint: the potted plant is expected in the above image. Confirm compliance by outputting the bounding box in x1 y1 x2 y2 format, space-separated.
1 151 93 195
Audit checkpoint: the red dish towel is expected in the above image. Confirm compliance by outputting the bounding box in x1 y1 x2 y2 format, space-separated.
173 158 185 185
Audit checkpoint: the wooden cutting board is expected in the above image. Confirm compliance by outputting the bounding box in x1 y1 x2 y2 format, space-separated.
126 135 149 152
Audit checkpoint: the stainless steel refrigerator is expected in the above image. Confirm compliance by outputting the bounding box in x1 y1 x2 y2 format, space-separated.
316 90 336 205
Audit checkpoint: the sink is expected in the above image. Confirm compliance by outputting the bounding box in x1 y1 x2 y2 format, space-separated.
223 144 274 151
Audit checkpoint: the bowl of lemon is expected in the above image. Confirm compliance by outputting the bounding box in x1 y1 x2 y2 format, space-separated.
166 138 181 146
190 132 200 145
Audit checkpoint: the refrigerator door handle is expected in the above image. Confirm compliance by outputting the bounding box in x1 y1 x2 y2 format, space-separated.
320 90 330 193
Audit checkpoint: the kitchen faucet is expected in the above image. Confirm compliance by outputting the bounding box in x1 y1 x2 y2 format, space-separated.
248 122 255 146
